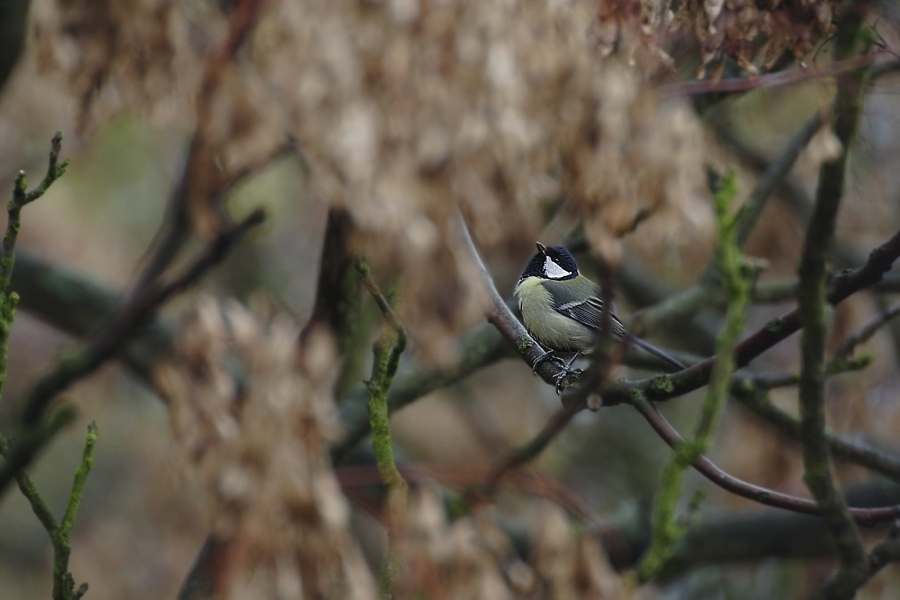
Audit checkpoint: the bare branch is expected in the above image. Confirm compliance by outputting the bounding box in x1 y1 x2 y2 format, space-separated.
796 14 870 590
835 301 900 359
0 210 265 499
661 53 896 98
631 396 900 524
483 402 582 492
135 0 272 291
456 209 572 388
599 227 900 408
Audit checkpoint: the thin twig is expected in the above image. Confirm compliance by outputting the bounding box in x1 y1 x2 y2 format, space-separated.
0 133 68 402
598 480 900 576
135 0 272 291
1 132 67 294
639 172 752 581
629 110 828 337
332 325 510 463
356 259 406 338
661 53 895 98
456 210 573 389
600 226 900 408
734 111 827 248
631 397 900 524
483 402 583 491
357 258 408 598
835 301 900 359
0 406 76 501
1 423 96 599
731 384 900 482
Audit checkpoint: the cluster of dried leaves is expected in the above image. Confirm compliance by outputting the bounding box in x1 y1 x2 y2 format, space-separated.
598 0 838 76
155 299 376 598
31 0 217 131
155 299 626 598
397 489 625 599
29 0 719 360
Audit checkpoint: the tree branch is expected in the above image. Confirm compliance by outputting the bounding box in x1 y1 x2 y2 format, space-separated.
0 211 264 498
19 209 265 427
631 396 900 524
134 0 272 291
357 259 408 596
797 12 870 594
597 226 900 408
661 53 896 98
598 480 900 577
0 133 68 401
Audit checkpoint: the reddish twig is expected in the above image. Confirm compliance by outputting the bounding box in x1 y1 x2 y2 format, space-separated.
631 397 900 525
661 53 894 97
337 463 600 525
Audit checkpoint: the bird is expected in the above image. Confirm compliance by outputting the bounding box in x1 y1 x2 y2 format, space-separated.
514 242 684 386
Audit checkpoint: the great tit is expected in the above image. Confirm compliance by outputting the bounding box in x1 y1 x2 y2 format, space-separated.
515 243 684 378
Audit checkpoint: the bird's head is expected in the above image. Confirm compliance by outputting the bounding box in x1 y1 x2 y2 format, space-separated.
520 242 579 281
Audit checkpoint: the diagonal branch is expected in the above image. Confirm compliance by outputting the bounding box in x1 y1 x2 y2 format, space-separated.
661 53 897 98
20 209 266 427
0 210 265 499
599 226 900 408
483 402 582 492
835 301 900 359
628 110 828 339
135 0 273 291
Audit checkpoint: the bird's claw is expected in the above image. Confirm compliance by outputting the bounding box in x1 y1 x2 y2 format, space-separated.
532 350 565 374
553 366 582 395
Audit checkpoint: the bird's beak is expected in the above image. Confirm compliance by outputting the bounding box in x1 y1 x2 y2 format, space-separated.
536 242 547 254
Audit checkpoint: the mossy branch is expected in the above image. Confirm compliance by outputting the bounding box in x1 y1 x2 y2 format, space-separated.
0 132 68 402
639 171 752 581
357 259 408 598
0 422 97 600
797 9 871 597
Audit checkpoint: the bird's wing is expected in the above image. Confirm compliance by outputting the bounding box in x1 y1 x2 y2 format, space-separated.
542 280 626 338
543 279 684 370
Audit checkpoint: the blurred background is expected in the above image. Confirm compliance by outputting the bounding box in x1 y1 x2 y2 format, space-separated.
1 0 900 598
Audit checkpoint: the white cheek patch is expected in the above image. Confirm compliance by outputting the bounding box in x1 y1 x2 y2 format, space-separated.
544 255 572 279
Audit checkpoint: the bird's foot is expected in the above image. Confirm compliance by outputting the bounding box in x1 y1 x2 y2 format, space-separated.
553 366 582 395
532 350 566 374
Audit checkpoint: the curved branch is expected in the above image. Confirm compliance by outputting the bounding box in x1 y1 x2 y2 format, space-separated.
631 396 900 524
597 480 900 577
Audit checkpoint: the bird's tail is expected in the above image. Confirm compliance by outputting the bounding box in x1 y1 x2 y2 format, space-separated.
627 335 685 371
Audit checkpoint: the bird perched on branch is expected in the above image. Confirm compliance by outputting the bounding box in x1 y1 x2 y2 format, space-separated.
515 243 684 387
